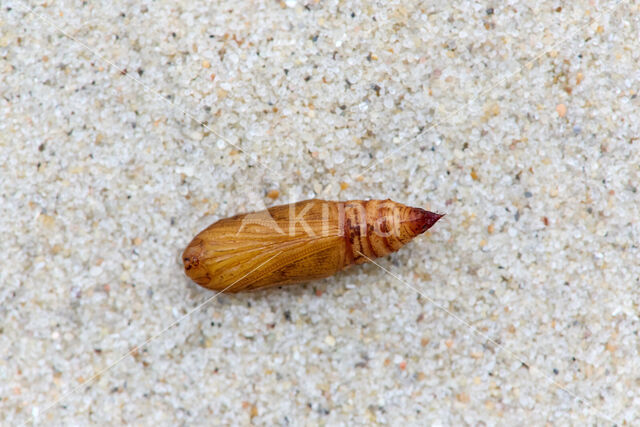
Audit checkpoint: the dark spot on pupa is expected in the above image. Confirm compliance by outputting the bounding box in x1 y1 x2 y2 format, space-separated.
379 217 389 234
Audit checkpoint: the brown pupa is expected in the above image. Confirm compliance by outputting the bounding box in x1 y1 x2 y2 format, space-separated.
182 199 443 293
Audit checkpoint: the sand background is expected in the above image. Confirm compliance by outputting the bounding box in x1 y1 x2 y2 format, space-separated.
2 0 639 424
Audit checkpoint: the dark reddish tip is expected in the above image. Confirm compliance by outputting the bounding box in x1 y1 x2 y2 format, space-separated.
408 208 445 234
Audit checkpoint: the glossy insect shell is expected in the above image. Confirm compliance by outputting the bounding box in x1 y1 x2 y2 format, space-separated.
182 199 443 293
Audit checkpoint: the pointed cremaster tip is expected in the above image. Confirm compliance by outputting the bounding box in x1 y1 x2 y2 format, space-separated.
408 208 445 234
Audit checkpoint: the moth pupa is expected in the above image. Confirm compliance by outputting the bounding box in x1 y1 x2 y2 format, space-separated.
182 199 443 293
